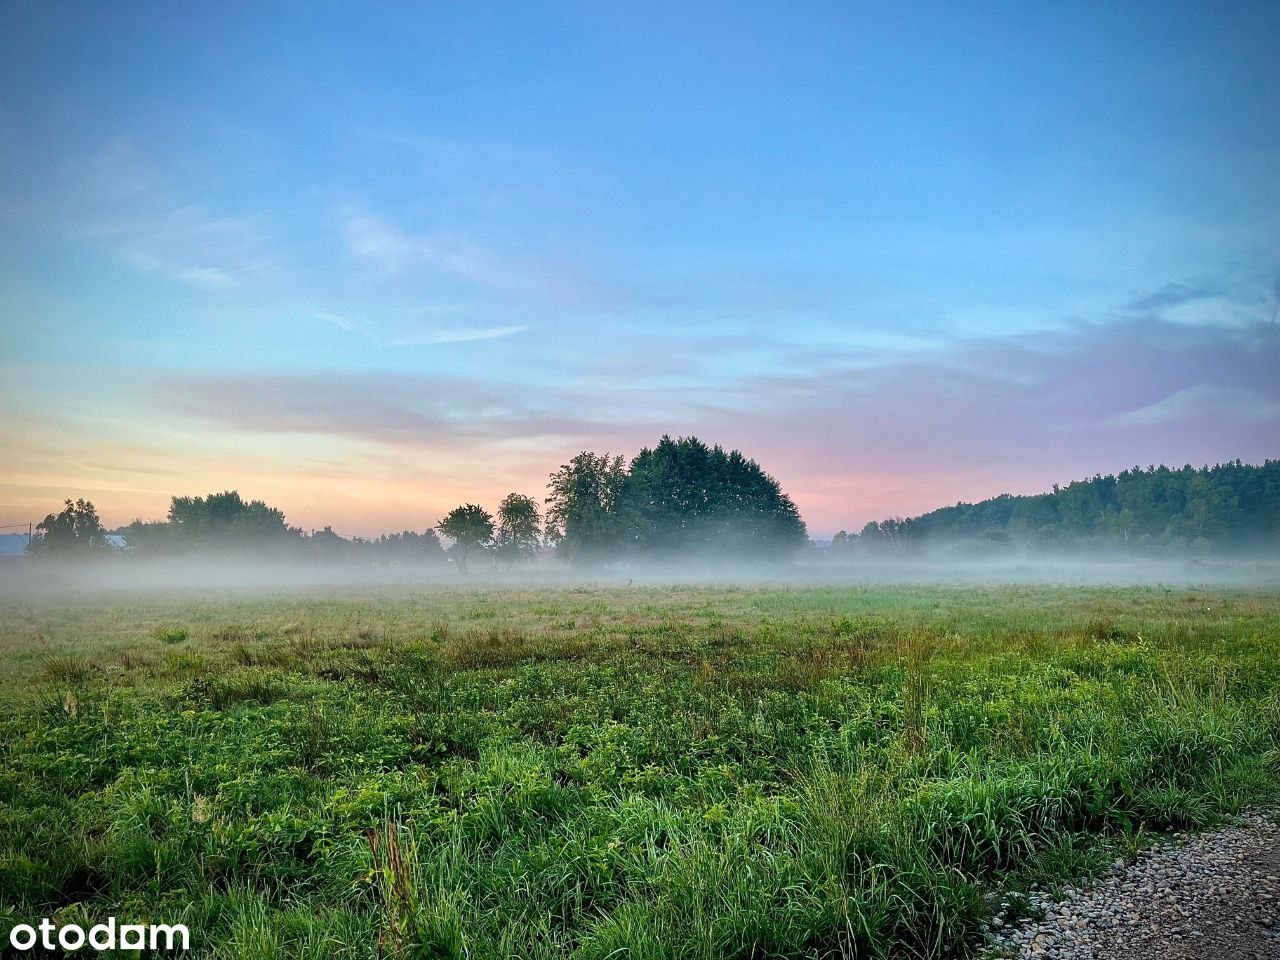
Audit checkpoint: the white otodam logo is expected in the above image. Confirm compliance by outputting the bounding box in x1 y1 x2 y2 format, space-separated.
9 918 189 952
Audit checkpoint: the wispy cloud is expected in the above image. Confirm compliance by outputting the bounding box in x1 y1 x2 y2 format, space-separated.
151 372 648 451
310 309 524 347
90 203 277 291
1121 268 1278 329
314 311 375 335
152 313 1280 470
1127 279 1225 313
388 325 526 346
343 212 641 309
1109 384 1280 427
708 316 1280 487
344 214 498 286
46 140 282 291
118 250 238 289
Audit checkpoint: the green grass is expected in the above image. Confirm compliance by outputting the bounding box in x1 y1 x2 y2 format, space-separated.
1 582 1278 958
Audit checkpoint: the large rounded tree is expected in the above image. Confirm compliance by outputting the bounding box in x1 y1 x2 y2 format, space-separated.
621 435 806 559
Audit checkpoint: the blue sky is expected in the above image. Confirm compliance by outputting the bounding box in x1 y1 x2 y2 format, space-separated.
1 1 1277 535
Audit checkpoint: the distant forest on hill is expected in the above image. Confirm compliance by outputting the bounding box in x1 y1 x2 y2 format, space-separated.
835 460 1280 557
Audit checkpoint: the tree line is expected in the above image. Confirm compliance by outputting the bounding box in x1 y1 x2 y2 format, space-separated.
830 460 1280 557
25 435 808 567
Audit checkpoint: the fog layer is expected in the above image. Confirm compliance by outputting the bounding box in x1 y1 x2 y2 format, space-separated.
3 552 1277 599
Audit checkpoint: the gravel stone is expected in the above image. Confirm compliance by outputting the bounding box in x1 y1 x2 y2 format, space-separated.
982 812 1280 959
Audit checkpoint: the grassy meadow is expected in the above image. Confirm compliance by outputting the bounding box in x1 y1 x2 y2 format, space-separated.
2 581 1279 958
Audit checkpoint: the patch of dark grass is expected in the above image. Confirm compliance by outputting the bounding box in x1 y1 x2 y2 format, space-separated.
178 669 294 709
151 626 190 645
40 654 94 683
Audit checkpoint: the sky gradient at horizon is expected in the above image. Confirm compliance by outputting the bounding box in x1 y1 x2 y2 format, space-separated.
1 1 1277 537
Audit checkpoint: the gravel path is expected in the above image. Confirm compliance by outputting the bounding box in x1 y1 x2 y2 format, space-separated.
982 813 1280 959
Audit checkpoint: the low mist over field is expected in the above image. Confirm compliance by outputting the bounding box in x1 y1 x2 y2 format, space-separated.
10 556 1280 597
